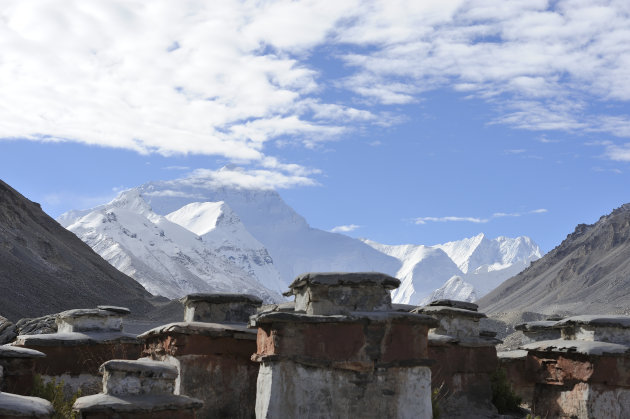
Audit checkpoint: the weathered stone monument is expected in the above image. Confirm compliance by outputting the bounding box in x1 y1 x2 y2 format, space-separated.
498 317 563 405
413 299 501 418
0 345 53 418
140 293 262 418
11 306 142 395
521 315 630 418
73 358 202 418
251 272 438 419
0 345 45 395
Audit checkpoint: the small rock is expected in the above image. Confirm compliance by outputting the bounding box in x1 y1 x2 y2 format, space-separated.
15 315 57 335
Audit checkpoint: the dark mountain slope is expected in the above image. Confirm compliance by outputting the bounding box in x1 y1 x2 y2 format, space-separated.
479 204 630 315
0 179 155 321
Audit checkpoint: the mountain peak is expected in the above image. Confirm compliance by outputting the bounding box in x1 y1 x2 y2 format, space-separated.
479 203 630 315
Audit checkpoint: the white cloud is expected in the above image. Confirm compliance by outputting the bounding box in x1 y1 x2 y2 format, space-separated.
184 166 319 190
603 142 630 162
2 0 630 179
330 224 361 233
416 208 547 224
415 216 488 225
336 0 630 136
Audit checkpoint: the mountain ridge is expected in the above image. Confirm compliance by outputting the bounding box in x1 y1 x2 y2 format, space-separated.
0 179 155 321
479 203 630 315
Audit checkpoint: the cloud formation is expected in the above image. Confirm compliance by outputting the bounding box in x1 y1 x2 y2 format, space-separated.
1 0 630 190
415 209 547 225
330 224 361 233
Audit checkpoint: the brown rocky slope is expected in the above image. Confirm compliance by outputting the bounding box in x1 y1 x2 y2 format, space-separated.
0 179 156 321
479 203 630 315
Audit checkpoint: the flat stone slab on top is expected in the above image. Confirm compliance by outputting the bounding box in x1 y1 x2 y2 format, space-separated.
0 392 53 417
413 305 486 319
97 306 132 315
286 272 400 291
14 331 139 347
0 344 45 358
427 299 478 312
251 310 439 327
554 315 630 329
73 393 203 415
521 339 630 356
138 321 256 340
516 321 559 331
180 293 263 305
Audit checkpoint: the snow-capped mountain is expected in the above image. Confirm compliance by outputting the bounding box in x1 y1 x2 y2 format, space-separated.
363 233 541 305
59 172 540 306
63 190 283 301
165 201 286 294
59 172 401 300
421 276 477 305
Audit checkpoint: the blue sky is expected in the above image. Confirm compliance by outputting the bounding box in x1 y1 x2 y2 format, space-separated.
1 0 630 253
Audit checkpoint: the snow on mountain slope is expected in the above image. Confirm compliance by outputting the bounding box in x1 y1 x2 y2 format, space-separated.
65 190 282 301
165 201 286 294
364 234 541 305
421 276 477 305
99 173 402 283
363 240 461 305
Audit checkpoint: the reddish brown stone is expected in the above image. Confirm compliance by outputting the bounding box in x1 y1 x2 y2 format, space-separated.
256 321 431 367
382 324 430 363
0 357 37 395
499 354 538 405
429 343 498 413
528 352 630 387
30 343 142 376
143 331 258 419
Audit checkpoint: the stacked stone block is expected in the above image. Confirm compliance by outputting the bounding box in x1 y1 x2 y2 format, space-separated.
72 359 202 418
413 299 501 418
251 272 438 419
11 306 142 395
521 315 630 418
140 293 262 418
0 345 53 418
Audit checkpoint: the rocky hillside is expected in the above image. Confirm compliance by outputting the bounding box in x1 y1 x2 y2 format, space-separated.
479 204 630 315
0 180 156 321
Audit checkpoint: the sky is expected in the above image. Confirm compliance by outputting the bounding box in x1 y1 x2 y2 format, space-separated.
1 0 630 253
